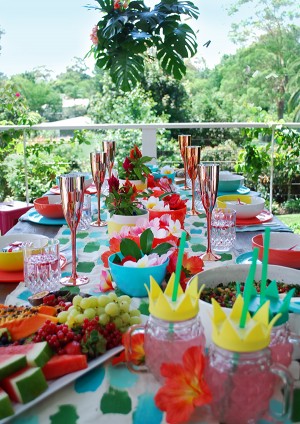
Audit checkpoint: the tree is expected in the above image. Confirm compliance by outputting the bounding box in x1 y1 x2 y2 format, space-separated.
228 0 300 119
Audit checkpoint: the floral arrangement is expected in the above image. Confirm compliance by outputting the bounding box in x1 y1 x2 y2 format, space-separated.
104 174 146 217
147 174 176 195
88 0 199 91
110 227 173 267
118 145 152 182
166 249 204 291
101 215 183 268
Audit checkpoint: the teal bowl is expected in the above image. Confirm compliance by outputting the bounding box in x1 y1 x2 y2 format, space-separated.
152 171 175 182
108 253 169 297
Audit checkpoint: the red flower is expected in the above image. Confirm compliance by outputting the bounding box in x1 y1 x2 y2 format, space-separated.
108 174 119 193
164 194 187 210
120 255 137 265
155 346 212 424
167 250 204 290
15 92 21 97
101 250 112 268
114 0 120 8
112 330 145 366
123 157 134 173
129 145 142 160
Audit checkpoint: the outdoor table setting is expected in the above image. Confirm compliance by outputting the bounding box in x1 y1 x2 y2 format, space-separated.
0 139 300 424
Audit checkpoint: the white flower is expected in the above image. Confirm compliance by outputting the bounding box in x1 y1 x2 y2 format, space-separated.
160 165 174 175
168 218 183 237
142 196 169 211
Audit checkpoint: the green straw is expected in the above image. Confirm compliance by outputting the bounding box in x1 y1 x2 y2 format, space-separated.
172 231 187 302
260 227 271 303
239 247 259 328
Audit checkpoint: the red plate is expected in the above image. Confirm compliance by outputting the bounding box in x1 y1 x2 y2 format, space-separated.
236 210 273 226
0 269 24 283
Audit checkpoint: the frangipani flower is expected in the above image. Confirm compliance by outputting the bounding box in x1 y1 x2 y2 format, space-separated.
155 346 212 424
98 269 114 292
142 196 169 211
160 165 174 175
123 253 168 268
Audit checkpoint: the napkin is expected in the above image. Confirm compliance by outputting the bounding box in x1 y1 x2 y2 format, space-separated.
236 216 293 233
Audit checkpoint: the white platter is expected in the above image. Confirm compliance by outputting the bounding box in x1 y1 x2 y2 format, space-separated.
0 345 124 423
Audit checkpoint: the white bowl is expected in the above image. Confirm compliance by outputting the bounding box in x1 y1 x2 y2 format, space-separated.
217 194 265 219
218 174 244 192
190 264 300 346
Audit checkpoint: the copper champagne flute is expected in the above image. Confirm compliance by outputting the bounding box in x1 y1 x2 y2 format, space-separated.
90 151 107 227
198 163 221 261
185 146 201 216
178 135 191 190
102 140 116 178
60 173 89 286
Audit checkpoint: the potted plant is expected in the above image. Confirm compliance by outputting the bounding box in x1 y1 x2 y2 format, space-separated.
105 174 149 234
118 145 152 190
108 228 174 296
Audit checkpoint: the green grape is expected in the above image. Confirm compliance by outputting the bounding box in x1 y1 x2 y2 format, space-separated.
99 313 110 325
69 308 80 317
97 295 110 307
117 295 131 303
88 296 99 308
105 302 120 317
119 326 129 333
83 308 96 319
96 306 105 316
57 311 69 323
80 297 93 310
129 316 142 325
113 317 123 329
129 309 141 317
120 312 130 324
66 315 76 328
72 295 83 307
75 314 85 324
119 301 130 313
107 292 118 302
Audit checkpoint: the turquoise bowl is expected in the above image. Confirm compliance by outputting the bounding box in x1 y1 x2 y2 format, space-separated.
152 171 175 182
108 253 169 297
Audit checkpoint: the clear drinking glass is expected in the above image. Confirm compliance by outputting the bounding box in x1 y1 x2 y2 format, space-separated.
77 194 92 231
211 207 236 252
24 238 61 293
126 314 206 383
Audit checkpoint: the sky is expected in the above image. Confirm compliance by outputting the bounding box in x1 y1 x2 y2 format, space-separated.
0 0 244 78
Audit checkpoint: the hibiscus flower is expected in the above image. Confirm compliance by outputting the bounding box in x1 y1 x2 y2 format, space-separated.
155 346 212 424
112 331 145 366
167 250 204 290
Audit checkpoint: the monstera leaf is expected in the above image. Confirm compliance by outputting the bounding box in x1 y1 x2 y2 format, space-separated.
90 0 199 91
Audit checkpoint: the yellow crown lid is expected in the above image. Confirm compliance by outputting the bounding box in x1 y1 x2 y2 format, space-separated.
211 295 281 352
145 274 203 321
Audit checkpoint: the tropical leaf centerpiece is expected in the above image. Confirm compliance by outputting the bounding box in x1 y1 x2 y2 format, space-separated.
118 145 152 181
87 0 200 91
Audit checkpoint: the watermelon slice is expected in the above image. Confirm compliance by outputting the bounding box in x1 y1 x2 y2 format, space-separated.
1 367 48 403
42 354 88 380
0 388 14 419
0 342 54 367
0 354 27 380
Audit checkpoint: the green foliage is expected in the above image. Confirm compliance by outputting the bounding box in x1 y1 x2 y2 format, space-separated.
282 199 300 214
88 0 199 91
201 140 240 171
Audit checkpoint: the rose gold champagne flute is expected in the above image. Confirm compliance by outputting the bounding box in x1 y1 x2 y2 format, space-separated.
60 173 89 286
90 151 107 227
185 146 201 216
198 163 221 261
178 135 191 190
102 140 116 178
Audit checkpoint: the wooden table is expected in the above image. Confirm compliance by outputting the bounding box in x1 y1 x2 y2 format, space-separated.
0 219 260 304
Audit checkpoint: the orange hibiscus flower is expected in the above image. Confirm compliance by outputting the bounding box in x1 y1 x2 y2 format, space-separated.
167 251 204 290
112 329 145 366
155 346 212 424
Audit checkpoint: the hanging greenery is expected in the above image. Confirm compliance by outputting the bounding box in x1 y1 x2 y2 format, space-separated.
87 0 199 91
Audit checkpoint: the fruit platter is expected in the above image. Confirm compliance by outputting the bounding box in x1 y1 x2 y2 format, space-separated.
0 290 141 421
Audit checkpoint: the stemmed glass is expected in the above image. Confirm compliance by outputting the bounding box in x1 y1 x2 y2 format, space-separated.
185 146 201 216
102 140 116 178
90 151 107 227
198 163 221 261
178 135 191 190
60 173 89 286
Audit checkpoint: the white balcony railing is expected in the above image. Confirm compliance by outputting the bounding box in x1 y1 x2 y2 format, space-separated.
1 122 300 210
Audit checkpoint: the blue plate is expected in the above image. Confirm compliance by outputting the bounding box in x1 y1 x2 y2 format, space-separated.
19 209 66 226
218 186 250 196
235 251 262 265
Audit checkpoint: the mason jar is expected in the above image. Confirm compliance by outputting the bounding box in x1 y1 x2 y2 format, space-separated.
206 343 293 424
